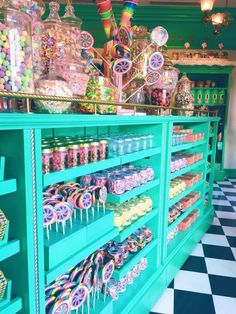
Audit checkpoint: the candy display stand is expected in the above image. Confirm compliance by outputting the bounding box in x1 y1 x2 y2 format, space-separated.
0 103 219 313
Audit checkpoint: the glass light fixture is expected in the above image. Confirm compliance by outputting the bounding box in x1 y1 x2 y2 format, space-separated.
211 12 224 25
200 0 215 12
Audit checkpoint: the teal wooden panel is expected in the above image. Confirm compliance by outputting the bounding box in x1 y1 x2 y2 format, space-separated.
0 240 20 262
0 297 22 314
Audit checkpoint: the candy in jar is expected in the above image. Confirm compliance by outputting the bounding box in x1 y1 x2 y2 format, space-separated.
53 146 68 171
42 148 53 174
99 140 108 160
67 144 79 168
79 143 89 165
0 3 34 93
90 142 100 162
108 175 125 195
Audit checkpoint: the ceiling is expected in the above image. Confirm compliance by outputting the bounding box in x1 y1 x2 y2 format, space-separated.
55 0 236 7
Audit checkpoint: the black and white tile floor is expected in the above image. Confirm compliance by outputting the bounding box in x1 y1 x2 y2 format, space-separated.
151 178 236 314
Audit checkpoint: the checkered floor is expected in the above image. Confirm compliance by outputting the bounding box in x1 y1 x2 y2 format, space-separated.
151 178 236 314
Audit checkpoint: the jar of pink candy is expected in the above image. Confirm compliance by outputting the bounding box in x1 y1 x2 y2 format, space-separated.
79 143 89 165
53 146 68 171
99 140 108 160
124 174 134 191
90 142 100 163
67 144 79 168
108 175 125 195
0 1 34 93
42 148 53 174
93 173 108 188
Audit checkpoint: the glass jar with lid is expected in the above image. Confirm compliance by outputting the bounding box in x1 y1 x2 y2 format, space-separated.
0 0 34 93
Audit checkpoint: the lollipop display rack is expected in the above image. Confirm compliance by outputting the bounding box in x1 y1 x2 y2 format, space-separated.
0 111 218 314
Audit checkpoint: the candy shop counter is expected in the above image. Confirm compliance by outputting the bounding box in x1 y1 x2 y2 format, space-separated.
0 114 219 314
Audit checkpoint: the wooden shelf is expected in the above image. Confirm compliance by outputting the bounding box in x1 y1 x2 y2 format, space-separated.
43 147 161 187
171 139 206 153
0 240 20 262
107 179 160 204
0 179 17 196
0 297 22 314
170 160 204 180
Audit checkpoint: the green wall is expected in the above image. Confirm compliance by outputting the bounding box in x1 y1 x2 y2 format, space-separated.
44 4 236 49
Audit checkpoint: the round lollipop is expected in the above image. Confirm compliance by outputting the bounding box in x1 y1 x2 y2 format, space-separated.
79 192 92 222
70 284 88 313
54 202 72 235
145 70 161 86
80 31 94 50
49 299 70 314
149 52 164 71
150 26 169 47
98 186 107 213
117 26 133 47
43 205 56 239
102 260 115 302
113 58 132 75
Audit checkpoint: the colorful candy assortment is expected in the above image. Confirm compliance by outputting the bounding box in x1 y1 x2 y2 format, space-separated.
167 209 199 241
0 11 34 93
172 126 204 146
45 251 115 313
42 136 108 174
171 152 203 173
101 227 152 269
168 191 200 225
169 172 202 199
0 209 8 241
106 258 148 300
107 165 155 195
43 181 107 239
0 270 7 299
107 195 153 231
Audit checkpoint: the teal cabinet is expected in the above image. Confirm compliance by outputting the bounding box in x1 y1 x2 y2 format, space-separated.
0 114 218 314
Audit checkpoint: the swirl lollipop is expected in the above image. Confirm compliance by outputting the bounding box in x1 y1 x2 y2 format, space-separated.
149 52 164 71
150 26 169 47
102 260 115 302
80 31 94 50
70 284 88 314
98 186 108 213
54 202 72 235
78 192 92 222
43 205 56 239
49 299 70 314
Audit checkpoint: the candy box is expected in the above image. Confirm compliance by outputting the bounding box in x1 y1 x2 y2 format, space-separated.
178 218 191 231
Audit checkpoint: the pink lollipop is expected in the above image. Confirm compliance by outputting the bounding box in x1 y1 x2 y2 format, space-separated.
102 260 115 302
149 52 164 71
80 31 94 50
113 58 132 74
145 70 161 86
117 26 132 47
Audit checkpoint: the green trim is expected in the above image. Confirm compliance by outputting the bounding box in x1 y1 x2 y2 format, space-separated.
224 169 236 178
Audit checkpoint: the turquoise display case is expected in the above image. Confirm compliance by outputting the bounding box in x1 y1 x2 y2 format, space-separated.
0 114 218 314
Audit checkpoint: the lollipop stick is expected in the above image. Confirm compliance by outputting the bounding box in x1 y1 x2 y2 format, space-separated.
97 202 100 213
91 206 94 218
125 83 146 103
74 209 77 220
87 293 90 314
103 202 105 214
49 224 52 230
70 217 72 228
103 283 107 302
86 208 89 223
82 303 84 314
46 226 49 240
93 288 96 308
80 208 83 221
62 221 65 235
56 222 58 233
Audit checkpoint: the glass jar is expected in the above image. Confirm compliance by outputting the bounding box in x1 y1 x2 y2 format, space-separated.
28 0 45 81
79 143 89 165
67 144 79 168
41 1 66 75
53 146 68 171
81 77 117 114
0 4 34 93
99 140 108 160
61 3 82 61
90 142 100 162
108 175 125 195
175 73 194 116
147 134 154 148
124 138 132 154
116 139 125 156
42 148 53 174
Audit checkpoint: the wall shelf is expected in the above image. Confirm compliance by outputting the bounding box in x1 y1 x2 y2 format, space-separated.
0 240 20 262
107 179 160 204
112 239 157 280
170 160 204 180
169 180 203 208
0 179 17 196
171 139 206 153
0 297 22 314
43 147 161 187
114 209 158 243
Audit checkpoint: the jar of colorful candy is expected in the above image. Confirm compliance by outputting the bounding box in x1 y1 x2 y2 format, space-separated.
108 175 125 195
67 144 79 168
90 142 100 162
79 143 89 165
53 145 68 171
0 3 34 93
80 77 117 114
99 140 108 160
42 148 53 174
